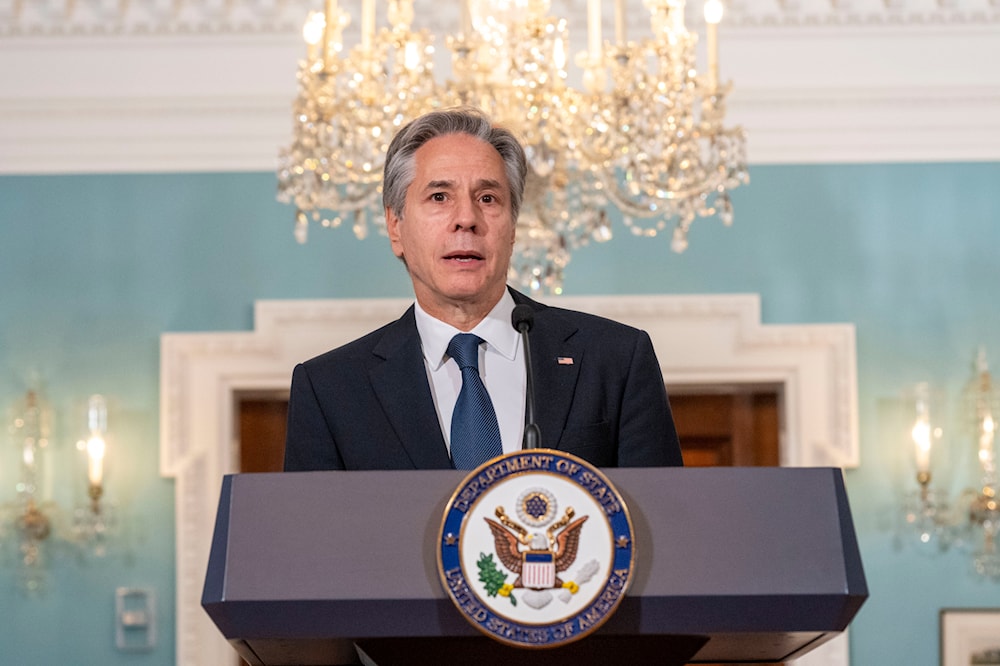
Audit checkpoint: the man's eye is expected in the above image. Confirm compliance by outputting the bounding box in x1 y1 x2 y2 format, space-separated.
431 193 446 202
481 194 495 203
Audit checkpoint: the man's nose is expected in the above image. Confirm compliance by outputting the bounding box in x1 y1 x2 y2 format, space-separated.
453 195 480 231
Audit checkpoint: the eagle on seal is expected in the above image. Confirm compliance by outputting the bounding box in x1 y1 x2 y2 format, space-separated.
484 514 589 589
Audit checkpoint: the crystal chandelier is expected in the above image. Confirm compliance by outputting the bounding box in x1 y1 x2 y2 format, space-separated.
277 0 748 294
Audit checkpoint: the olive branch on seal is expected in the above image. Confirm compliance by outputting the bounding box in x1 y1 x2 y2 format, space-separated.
477 553 516 606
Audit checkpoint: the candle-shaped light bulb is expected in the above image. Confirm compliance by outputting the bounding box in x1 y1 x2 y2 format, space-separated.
86 395 108 487
303 11 326 45
912 418 932 474
980 412 996 468
87 436 106 487
303 10 326 61
23 445 35 468
553 36 566 71
403 40 420 71
704 0 724 24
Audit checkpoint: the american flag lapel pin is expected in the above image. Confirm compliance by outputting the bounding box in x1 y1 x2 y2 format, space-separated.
557 356 574 365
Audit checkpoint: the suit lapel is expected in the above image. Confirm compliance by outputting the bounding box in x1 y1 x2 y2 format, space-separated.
511 290 582 452
369 307 454 469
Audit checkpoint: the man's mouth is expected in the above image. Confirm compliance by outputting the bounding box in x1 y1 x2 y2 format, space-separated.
444 252 483 263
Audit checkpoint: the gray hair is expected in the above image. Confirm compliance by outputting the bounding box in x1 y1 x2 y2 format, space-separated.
382 107 527 223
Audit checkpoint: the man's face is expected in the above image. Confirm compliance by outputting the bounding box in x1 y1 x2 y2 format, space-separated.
386 132 516 321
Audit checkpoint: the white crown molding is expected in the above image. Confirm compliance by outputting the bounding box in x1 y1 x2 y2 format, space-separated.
725 1 1000 28
734 85 1000 163
0 94 291 174
3 1 999 36
160 293 858 666
2 2 997 174
0 0 304 36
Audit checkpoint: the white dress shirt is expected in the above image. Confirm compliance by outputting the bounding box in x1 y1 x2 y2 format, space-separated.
414 290 527 456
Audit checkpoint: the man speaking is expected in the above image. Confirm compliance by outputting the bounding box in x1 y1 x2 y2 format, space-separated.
283 108 683 471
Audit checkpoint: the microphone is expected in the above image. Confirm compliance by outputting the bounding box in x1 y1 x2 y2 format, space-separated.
512 304 541 450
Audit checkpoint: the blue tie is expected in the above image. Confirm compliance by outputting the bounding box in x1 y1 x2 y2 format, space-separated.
448 333 504 469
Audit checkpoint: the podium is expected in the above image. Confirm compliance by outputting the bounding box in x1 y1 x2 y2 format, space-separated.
202 467 867 665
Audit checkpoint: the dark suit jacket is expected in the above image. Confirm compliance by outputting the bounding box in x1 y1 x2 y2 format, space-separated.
283 289 683 470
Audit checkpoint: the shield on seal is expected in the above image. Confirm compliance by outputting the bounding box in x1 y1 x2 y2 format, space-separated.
521 550 555 589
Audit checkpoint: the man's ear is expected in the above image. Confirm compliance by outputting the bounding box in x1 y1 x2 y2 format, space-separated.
386 207 404 259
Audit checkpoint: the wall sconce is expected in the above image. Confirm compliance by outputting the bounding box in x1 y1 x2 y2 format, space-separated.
3 390 118 594
901 348 1000 581
956 348 1000 579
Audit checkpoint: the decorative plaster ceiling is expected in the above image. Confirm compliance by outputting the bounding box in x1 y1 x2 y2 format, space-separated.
1 0 998 173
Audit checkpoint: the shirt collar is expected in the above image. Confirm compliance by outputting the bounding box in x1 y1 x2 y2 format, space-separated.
415 289 519 370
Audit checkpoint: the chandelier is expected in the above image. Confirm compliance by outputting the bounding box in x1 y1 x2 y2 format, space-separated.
277 0 748 294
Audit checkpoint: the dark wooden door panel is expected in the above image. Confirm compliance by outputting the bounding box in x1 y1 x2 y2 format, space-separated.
670 391 779 468
238 397 288 473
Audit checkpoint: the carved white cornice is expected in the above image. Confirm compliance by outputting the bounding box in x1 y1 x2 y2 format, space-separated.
0 0 302 37
1 1 998 173
726 1 1000 27
2 1 999 36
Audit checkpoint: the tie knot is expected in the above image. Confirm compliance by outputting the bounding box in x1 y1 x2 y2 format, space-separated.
448 333 484 370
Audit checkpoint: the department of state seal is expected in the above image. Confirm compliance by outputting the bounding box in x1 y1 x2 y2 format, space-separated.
437 450 635 648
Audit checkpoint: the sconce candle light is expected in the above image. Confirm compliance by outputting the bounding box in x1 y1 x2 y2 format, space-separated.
912 383 934 479
903 381 948 547
84 394 108 514
73 393 116 557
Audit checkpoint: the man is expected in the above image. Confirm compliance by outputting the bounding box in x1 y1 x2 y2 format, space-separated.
284 108 683 471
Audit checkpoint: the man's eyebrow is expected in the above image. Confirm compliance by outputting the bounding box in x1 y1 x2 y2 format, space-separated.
422 178 504 191
476 179 503 191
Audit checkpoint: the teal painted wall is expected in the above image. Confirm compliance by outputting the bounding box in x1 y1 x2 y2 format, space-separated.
1 163 998 663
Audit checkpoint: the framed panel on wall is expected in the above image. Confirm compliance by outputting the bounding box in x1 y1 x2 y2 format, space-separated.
941 609 1000 666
